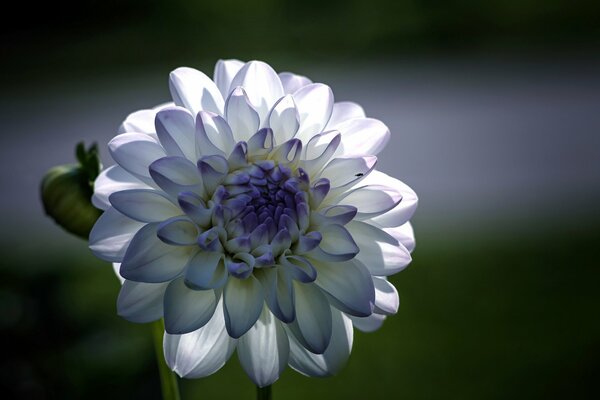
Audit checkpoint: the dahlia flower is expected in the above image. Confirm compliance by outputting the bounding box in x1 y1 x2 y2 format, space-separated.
89 60 417 387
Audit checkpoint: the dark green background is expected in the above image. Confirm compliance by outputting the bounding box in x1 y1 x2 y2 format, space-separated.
3 0 600 81
1 0 599 399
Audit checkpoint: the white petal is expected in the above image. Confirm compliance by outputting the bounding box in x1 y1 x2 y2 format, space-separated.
223 275 265 338
336 118 390 156
120 223 193 283
238 307 289 387
196 111 235 157
108 133 166 180
169 67 224 115
117 280 168 323
362 171 418 228
164 299 237 378
155 107 196 161
372 277 399 315
117 102 174 134
268 95 299 144
92 166 150 210
346 220 411 276
382 222 416 253
89 207 144 262
326 101 366 129
289 282 332 354
348 312 386 332
309 224 358 262
214 59 245 98
163 278 219 334
118 109 156 135
225 87 260 142
319 156 377 189
279 72 312 94
293 83 334 142
312 259 374 317
118 102 174 134
288 309 353 377
148 156 202 197
230 61 284 122
334 184 401 219
112 263 124 284
109 189 181 223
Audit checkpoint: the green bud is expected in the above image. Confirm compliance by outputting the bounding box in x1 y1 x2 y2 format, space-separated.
41 142 103 239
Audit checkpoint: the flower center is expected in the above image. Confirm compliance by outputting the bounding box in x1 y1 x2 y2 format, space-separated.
175 138 329 280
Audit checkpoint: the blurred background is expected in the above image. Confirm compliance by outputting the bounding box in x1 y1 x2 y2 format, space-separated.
1 0 599 398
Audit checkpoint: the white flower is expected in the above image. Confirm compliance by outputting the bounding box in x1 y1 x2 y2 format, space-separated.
89 60 418 387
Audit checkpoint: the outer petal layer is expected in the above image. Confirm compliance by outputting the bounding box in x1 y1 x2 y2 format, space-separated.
223 275 265 338
117 280 169 323
237 307 289 387
346 220 411 276
92 166 150 210
89 207 144 262
288 309 353 377
169 67 225 115
163 278 219 334
164 300 237 378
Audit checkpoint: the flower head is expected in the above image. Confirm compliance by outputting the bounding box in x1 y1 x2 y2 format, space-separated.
90 60 417 386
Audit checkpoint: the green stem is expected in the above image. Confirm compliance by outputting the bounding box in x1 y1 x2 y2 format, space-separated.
151 319 181 400
257 385 272 400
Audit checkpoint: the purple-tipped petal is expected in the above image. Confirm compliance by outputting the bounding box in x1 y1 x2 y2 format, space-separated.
185 252 228 290
271 229 292 256
178 192 212 227
149 156 202 197
278 214 299 242
280 255 317 283
310 178 330 208
248 128 274 157
157 217 199 246
198 155 229 195
197 227 224 253
271 138 302 165
294 231 322 254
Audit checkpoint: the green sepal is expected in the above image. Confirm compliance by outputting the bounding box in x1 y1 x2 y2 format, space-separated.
41 142 103 239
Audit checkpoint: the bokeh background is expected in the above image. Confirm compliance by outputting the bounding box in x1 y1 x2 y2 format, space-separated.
1 0 599 399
